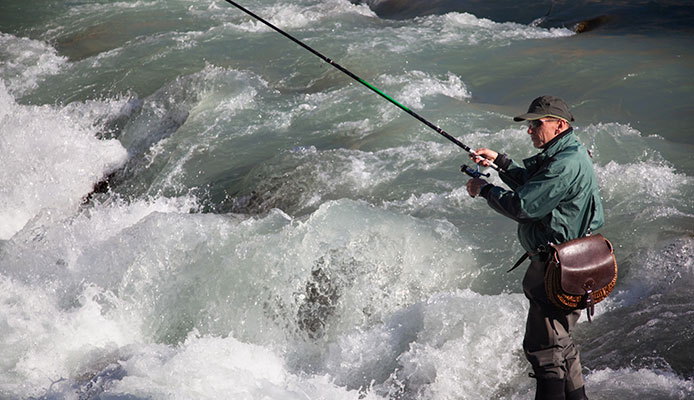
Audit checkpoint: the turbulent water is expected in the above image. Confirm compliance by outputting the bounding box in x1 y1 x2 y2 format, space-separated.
1 0 693 399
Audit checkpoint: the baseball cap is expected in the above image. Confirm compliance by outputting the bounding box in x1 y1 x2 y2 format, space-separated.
513 95 575 122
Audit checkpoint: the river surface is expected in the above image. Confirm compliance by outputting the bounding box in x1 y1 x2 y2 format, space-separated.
1 1 693 399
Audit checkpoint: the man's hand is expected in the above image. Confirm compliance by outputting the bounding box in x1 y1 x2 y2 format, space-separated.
470 148 498 167
466 178 489 198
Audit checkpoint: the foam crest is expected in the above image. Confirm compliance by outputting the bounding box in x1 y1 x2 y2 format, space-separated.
111 333 289 398
0 33 67 96
0 82 128 240
1 195 200 294
595 160 688 213
579 122 655 163
233 0 375 32
585 367 694 398
325 290 530 399
95 333 384 399
381 71 470 109
0 277 141 397
354 11 574 54
437 12 574 43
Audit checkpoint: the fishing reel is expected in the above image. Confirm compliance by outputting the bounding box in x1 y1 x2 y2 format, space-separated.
461 164 490 179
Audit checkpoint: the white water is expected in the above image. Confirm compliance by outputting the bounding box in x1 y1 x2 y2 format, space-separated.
1 0 693 399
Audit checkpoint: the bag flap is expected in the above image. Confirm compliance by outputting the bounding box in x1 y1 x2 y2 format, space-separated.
551 234 616 295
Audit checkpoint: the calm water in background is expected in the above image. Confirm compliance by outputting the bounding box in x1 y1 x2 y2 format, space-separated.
1 0 693 399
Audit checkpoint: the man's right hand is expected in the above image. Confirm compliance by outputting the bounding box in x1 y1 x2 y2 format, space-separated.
469 148 498 167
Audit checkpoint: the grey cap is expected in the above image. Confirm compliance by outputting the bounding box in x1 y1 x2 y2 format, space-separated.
513 95 575 122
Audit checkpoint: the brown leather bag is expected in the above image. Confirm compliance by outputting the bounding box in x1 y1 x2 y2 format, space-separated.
544 234 617 321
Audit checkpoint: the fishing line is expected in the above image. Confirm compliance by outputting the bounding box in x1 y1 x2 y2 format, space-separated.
223 0 507 176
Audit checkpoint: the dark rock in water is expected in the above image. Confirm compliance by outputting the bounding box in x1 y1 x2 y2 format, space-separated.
82 95 190 204
297 265 340 339
74 363 128 400
55 18 184 61
296 250 360 339
573 15 614 33
82 171 117 204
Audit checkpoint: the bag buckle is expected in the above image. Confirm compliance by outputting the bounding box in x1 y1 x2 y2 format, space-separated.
584 287 595 322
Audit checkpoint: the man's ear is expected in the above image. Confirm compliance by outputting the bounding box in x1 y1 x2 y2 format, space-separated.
557 119 568 133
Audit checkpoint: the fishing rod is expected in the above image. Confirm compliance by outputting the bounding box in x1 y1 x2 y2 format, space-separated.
223 0 505 178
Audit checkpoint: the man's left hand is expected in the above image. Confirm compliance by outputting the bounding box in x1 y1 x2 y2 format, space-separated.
466 178 488 198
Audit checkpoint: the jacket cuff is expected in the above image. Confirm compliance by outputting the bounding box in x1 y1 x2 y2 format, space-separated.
495 153 512 170
479 183 494 198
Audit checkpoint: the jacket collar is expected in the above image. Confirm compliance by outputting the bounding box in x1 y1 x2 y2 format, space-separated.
542 127 574 153
523 127 577 169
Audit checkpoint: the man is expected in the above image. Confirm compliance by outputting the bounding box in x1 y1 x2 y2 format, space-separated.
466 96 604 400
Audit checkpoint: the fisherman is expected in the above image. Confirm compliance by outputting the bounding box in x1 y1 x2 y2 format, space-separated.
466 96 603 400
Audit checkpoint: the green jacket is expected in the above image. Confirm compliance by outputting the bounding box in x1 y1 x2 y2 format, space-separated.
481 129 604 257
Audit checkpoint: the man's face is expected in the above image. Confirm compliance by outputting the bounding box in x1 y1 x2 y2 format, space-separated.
527 118 563 148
